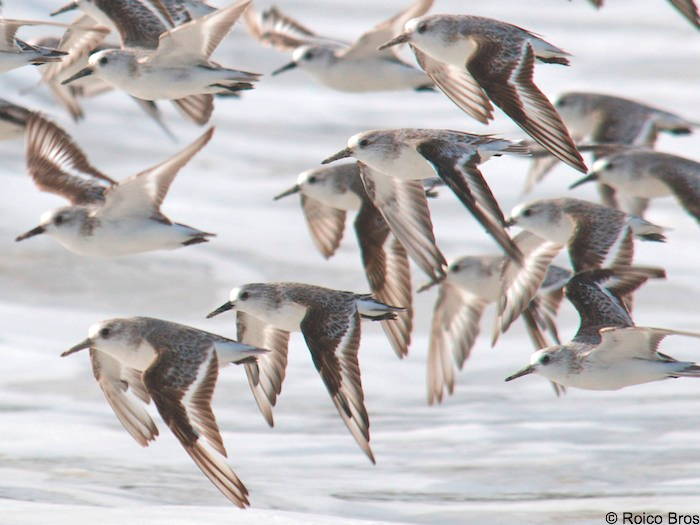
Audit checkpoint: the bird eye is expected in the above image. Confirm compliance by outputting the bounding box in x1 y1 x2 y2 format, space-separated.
100 328 111 338
522 209 532 217
308 176 317 183
240 291 249 300
54 215 64 225
417 22 428 34
303 51 313 60
99 56 108 66
605 162 615 170
541 355 551 365
359 139 369 147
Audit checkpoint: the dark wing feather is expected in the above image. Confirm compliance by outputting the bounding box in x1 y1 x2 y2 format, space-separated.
171 94 214 125
300 194 346 258
468 41 586 173
300 306 374 463
354 201 412 358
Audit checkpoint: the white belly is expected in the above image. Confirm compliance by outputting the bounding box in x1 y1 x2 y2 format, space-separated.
241 301 308 333
312 58 428 92
613 174 672 199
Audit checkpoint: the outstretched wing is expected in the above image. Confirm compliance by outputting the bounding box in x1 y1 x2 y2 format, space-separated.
591 326 700 363
100 127 213 219
300 194 346 258
25 113 115 205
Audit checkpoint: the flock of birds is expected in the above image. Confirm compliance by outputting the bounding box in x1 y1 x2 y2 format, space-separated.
2 0 700 511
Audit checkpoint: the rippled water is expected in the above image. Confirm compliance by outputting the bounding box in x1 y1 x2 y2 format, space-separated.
2 1 700 524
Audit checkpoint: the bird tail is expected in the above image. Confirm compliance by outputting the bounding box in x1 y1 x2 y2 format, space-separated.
673 363 700 378
357 295 406 321
628 216 667 242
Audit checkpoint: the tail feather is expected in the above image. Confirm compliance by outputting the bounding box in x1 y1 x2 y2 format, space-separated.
674 364 700 378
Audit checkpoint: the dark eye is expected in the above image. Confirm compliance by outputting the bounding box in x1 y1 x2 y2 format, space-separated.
605 162 615 170
240 291 249 300
359 139 369 147
99 56 108 66
308 176 317 183
54 215 64 225
541 355 551 365
417 22 427 34
100 328 111 338
558 99 567 107
522 209 532 217
303 51 313 60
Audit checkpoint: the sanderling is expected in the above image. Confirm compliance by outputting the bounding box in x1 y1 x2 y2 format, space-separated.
16 114 215 255
0 98 31 140
206 282 406 463
61 0 260 101
50 3 217 125
379 14 586 173
424 239 571 404
505 269 700 390
274 163 413 358
571 150 700 224
323 128 528 276
244 0 434 92
525 91 698 197
0 17 68 73
579 0 699 29
499 198 667 336
62 316 268 507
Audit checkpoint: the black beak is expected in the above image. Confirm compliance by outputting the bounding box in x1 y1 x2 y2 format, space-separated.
321 147 353 165
378 32 411 50
504 217 517 228
504 364 536 382
51 1 78 16
62 338 92 357
15 225 45 242
569 173 598 190
274 184 301 200
271 61 298 76
206 301 234 319
61 67 94 85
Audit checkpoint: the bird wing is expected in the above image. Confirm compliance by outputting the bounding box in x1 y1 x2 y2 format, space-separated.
591 326 700 363
171 94 214 125
413 47 493 124
354 200 412 358
236 311 290 427
300 305 374 463
157 0 250 60
143 342 249 508
467 40 586 173
669 0 700 28
427 283 487 405
493 231 563 345
89 349 159 447
341 0 433 59
100 127 213 219
25 113 115 205
243 4 346 51
416 138 523 263
358 161 446 282
300 194 346 258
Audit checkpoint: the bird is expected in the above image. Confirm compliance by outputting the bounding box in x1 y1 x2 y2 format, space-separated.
273 162 413 358
571 149 700 224
0 98 31 140
206 282 406 463
15 113 216 255
424 235 572 405
49 1 222 125
62 316 269 507
244 0 434 92
505 269 700 390
61 0 260 101
0 17 68 73
576 0 700 30
378 14 587 174
525 91 698 204
322 128 529 282
498 198 667 338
